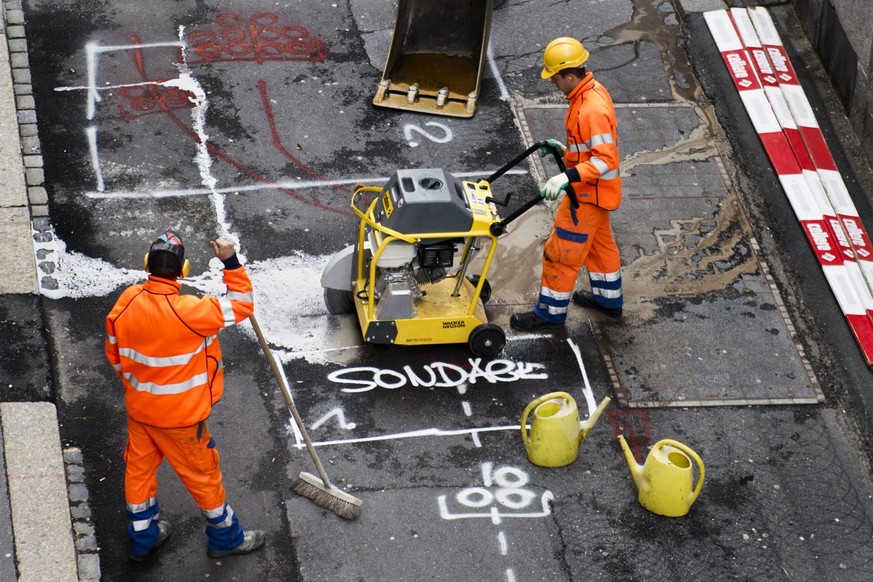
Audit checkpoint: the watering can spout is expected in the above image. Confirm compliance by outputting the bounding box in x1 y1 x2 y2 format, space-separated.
579 396 611 442
618 434 646 490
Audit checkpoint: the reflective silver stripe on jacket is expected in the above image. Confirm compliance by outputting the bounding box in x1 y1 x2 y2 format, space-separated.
226 290 253 303
589 156 620 180
118 335 216 367
568 133 615 154
124 371 211 395
219 298 237 327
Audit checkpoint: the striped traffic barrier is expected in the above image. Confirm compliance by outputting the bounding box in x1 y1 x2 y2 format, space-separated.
704 9 873 364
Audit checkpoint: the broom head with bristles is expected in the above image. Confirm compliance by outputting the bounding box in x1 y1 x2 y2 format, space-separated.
293 472 363 520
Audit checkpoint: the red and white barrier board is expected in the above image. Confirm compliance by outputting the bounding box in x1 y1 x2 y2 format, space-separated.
746 7 873 290
704 9 873 364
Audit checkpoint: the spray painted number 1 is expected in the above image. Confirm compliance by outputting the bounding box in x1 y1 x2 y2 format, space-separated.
404 122 453 147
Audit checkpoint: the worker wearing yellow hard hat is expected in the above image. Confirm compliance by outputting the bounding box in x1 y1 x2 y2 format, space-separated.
511 37 624 331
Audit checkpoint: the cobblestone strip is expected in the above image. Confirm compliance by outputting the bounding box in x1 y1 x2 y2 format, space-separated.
4 0 46 218
4 0 58 295
63 448 101 582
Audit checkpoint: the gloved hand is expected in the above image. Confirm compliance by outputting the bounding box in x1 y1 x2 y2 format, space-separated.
539 139 565 158
540 173 570 201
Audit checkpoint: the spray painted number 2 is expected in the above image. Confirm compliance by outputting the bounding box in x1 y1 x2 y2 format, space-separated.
438 462 554 525
404 121 453 147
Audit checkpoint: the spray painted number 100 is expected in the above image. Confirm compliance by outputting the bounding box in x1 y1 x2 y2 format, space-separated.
404 122 453 147
437 462 554 525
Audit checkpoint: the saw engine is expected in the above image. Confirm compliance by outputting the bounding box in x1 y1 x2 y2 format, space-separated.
321 141 571 356
365 169 475 320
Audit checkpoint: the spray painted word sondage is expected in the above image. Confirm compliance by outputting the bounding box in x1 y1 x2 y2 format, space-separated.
327 359 548 393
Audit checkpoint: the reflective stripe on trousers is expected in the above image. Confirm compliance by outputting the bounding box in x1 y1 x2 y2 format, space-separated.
535 199 622 323
202 502 245 552
127 497 161 556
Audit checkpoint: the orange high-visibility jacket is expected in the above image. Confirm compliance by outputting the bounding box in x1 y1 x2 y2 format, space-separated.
105 266 254 428
562 72 622 211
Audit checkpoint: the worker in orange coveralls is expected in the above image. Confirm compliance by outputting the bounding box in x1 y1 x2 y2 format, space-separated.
511 37 624 331
105 230 265 561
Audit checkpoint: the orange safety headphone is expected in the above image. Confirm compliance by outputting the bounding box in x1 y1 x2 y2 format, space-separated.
144 230 190 278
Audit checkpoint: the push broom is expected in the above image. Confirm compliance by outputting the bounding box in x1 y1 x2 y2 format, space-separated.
250 315 363 520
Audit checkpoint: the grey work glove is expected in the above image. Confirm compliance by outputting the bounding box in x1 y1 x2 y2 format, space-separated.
539 139 565 158
540 172 570 201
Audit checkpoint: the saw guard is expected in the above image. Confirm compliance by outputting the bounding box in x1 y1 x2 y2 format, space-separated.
373 0 494 118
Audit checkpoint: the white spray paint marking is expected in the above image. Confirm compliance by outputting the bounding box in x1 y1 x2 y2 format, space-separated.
567 338 596 416
33 229 352 364
310 408 357 431
297 425 520 448
82 169 529 199
505 568 517 582
83 39 183 120
56 80 176 93
482 461 494 487
438 463 553 525
462 401 473 416
486 40 510 101
173 25 235 244
497 531 508 555
403 121 453 147
85 126 104 192
327 359 548 393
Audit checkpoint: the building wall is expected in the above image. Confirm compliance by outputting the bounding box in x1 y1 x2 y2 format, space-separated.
792 0 873 166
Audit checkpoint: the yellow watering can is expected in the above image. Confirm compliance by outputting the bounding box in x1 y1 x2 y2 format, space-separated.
618 436 705 517
521 392 611 467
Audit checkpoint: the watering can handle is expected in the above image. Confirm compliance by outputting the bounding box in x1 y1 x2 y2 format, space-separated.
520 391 573 446
660 439 706 503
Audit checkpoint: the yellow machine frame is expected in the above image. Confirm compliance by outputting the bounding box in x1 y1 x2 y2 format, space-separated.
350 181 501 348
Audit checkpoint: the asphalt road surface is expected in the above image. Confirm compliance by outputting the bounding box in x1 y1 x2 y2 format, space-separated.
18 0 873 580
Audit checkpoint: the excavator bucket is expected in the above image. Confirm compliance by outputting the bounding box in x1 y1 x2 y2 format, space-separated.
373 0 494 118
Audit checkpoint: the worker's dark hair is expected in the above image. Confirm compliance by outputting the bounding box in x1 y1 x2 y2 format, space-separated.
146 230 186 279
147 250 183 279
558 66 587 79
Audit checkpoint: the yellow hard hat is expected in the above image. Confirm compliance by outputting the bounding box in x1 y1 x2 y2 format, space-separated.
541 37 590 79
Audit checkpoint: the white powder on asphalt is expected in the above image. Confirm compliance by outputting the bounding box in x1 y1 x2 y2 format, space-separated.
35 230 358 364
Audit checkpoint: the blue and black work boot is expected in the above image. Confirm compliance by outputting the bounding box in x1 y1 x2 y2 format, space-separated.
129 520 171 562
207 530 266 559
510 311 564 331
572 290 622 318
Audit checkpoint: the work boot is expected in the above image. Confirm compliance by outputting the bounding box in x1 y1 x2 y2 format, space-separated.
129 520 171 562
510 311 564 331
207 530 266 559
572 291 622 318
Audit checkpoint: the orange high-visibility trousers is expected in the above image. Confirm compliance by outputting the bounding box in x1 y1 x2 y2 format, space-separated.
124 417 227 511
534 199 622 323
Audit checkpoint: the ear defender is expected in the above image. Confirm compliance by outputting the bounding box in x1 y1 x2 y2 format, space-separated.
145 230 189 278
144 253 190 277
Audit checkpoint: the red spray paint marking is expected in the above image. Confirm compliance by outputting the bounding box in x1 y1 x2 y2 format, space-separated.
117 81 194 120
123 35 353 217
257 79 349 192
186 12 328 65
606 408 651 463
